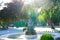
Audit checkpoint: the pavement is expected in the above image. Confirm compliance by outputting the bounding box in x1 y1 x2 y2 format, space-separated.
0 27 60 35
0 27 60 40
0 27 23 36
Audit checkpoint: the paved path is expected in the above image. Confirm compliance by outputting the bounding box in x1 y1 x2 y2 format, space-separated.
0 27 60 35
0 28 23 36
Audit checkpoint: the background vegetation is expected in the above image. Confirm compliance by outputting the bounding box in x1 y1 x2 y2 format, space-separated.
0 0 60 27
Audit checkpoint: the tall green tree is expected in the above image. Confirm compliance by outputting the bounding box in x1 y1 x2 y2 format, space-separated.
40 0 60 26
0 0 23 29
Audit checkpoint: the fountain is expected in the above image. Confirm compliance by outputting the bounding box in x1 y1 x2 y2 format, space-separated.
25 18 37 39
0 0 60 40
0 18 38 40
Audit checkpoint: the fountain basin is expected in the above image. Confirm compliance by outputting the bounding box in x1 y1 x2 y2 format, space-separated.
25 35 37 39
0 27 60 40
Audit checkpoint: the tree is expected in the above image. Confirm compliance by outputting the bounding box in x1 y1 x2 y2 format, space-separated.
0 0 23 29
40 0 60 28
51 0 60 26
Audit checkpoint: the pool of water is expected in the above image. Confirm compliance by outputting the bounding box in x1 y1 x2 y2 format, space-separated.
0 33 41 40
0 27 60 40
7 33 21 39
0 31 58 40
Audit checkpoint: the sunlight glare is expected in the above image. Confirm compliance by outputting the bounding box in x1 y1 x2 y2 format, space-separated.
0 0 12 10
23 0 34 5
2 0 12 3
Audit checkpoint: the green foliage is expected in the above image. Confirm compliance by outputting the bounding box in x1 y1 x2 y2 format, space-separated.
37 11 47 26
24 7 38 26
0 1 23 26
40 33 54 40
38 0 60 26
23 27 27 32
51 6 60 25
13 19 27 27
40 5 60 26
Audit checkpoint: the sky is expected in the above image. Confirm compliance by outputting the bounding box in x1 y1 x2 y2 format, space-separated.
0 0 52 10
0 0 12 3
0 0 12 10
0 0 34 10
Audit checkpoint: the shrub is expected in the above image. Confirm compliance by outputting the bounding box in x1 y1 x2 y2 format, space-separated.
23 27 27 32
40 33 54 40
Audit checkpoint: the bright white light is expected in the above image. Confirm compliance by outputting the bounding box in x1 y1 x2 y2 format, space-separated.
0 7 3 10
2 0 12 3
0 0 12 10
37 8 41 13
23 0 34 5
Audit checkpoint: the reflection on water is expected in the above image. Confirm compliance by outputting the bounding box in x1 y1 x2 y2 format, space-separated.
7 33 21 39
0 33 39 40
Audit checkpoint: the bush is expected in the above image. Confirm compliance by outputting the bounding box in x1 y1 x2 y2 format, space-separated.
23 27 27 32
40 33 54 40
